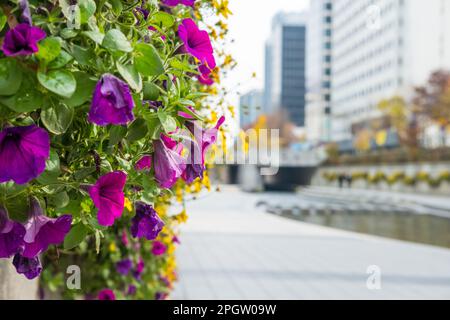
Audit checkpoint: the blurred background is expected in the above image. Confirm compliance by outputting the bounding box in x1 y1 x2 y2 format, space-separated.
172 0 450 300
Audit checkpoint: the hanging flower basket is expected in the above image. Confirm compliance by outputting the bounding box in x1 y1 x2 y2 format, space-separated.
0 0 233 300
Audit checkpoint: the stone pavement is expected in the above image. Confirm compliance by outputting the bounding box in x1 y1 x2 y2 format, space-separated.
0 259 38 300
172 186 450 300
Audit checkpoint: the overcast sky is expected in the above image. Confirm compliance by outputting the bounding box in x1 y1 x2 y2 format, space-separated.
223 0 310 107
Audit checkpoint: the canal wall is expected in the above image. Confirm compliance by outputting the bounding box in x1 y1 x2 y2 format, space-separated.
312 161 450 195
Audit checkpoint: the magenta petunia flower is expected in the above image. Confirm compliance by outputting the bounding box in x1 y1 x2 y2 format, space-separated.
131 202 164 240
88 74 135 126
0 125 50 185
153 136 186 189
22 198 72 258
162 0 195 7
197 63 214 85
116 259 133 276
135 155 152 171
98 289 116 300
151 240 167 256
0 206 26 259
89 171 127 227
12 253 42 280
121 229 129 247
182 116 225 183
1 23 45 57
178 18 216 69
133 257 145 280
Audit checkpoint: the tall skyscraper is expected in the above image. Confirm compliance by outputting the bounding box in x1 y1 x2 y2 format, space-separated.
330 0 450 143
305 0 333 143
264 12 308 127
239 90 263 129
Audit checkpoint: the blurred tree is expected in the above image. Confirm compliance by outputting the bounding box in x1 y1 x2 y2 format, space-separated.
378 96 420 153
413 70 450 146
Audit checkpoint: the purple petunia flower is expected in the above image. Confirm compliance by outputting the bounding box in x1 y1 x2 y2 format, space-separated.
155 292 168 300
153 136 186 189
178 18 216 69
135 155 152 171
162 0 195 7
0 206 26 259
88 74 135 126
12 253 42 280
22 197 72 258
151 240 166 256
19 0 32 25
1 23 46 56
98 289 116 300
131 202 164 241
89 171 127 227
0 125 50 185
127 285 137 296
182 117 225 183
116 259 133 276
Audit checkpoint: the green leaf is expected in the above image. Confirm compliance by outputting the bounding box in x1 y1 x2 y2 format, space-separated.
143 82 160 101
48 51 73 69
38 70 77 98
79 0 96 23
49 191 70 209
41 102 74 135
36 37 61 64
82 30 104 44
63 72 96 107
134 43 164 76
6 195 29 223
102 29 132 52
64 223 89 250
0 9 6 32
60 1 81 29
151 12 175 28
170 58 197 73
61 28 78 39
74 167 96 181
146 117 162 140
0 59 23 96
0 75 43 112
70 44 94 66
109 125 127 146
37 149 61 185
158 110 177 133
127 118 148 142
109 0 123 16
117 62 142 92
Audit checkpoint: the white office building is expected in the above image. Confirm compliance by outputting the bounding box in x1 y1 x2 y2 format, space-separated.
305 0 333 144
331 0 450 143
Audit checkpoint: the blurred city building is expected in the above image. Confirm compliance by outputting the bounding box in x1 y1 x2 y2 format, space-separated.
239 89 263 129
330 0 450 147
305 0 333 144
263 12 308 127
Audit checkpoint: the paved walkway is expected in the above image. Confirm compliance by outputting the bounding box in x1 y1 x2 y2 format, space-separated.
172 186 450 300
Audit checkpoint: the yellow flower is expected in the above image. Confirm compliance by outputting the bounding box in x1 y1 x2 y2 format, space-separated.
175 209 188 224
124 197 133 212
213 0 232 18
109 242 117 253
223 54 233 67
